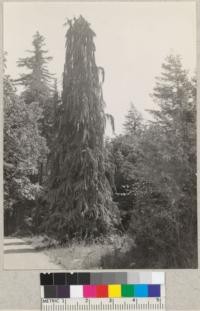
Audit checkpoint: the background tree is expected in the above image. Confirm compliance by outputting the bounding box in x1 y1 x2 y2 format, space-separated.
16 31 54 105
44 16 119 241
4 55 48 234
123 102 143 135
104 103 145 230
102 55 197 269
129 55 197 268
31 79 62 231
145 55 196 201
15 31 54 184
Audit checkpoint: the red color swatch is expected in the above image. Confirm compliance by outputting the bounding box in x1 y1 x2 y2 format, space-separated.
96 285 108 298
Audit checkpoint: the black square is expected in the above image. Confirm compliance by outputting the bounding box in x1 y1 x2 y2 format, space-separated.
77 273 90 285
44 285 56 298
66 273 78 285
54 273 66 285
40 273 53 285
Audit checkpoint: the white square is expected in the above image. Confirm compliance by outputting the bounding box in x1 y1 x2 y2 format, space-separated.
70 285 83 298
40 286 44 298
152 272 165 284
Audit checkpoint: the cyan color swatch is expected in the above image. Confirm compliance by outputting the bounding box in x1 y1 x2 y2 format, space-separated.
134 285 148 297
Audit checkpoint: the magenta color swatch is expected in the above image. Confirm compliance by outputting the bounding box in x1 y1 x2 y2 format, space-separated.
83 285 96 298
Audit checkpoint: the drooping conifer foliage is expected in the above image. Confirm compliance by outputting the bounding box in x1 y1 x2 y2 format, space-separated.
44 16 119 241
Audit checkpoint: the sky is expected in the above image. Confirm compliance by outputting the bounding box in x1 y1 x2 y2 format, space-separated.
4 1 196 134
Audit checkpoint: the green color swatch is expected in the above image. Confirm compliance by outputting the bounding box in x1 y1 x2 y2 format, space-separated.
121 284 134 297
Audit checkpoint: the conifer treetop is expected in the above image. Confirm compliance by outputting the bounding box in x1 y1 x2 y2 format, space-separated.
16 31 54 104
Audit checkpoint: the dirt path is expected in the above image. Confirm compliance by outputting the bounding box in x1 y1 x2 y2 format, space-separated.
4 237 63 270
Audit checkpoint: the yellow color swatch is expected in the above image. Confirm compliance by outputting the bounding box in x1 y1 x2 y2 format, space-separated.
108 284 121 298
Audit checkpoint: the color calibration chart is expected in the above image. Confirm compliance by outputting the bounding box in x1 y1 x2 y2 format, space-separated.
41 272 165 310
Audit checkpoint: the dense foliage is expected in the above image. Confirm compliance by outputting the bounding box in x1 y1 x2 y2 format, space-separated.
4 32 54 234
107 55 197 268
44 17 119 241
4 71 48 234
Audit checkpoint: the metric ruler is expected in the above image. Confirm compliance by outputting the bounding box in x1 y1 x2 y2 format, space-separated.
40 272 165 311
41 297 165 311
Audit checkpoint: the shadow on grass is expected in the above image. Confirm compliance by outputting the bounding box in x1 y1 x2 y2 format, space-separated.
100 245 198 269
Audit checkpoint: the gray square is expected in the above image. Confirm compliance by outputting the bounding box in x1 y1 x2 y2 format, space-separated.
90 273 103 285
127 272 140 284
114 272 127 284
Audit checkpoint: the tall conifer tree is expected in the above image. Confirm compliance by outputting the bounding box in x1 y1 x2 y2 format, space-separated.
16 32 55 184
147 54 196 202
16 31 54 105
45 16 119 241
123 103 143 135
129 55 197 267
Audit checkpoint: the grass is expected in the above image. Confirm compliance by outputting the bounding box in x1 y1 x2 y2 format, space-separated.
24 233 134 269
17 233 198 269
45 243 113 269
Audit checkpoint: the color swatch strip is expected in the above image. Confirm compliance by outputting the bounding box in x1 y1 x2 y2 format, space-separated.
40 272 164 285
41 284 161 298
